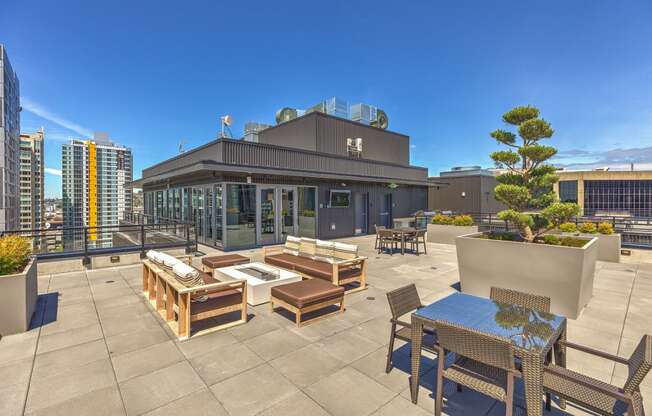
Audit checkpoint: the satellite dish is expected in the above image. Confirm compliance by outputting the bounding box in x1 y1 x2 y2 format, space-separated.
371 109 389 130
275 108 298 124
222 115 233 126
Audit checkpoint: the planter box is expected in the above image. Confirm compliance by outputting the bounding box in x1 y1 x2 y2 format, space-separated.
427 224 479 245
456 233 598 319
0 258 38 335
561 233 621 263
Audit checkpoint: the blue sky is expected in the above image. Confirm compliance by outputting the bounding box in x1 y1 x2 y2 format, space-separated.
2 1 651 198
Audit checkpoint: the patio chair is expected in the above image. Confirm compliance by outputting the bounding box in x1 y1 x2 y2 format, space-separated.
374 225 386 250
385 284 438 373
543 334 651 416
378 229 398 255
489 287 551 313
434 320 520 416
406 229 427 255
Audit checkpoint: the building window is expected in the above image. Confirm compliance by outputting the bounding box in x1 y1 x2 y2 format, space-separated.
584 180 652 217
559 180 578 203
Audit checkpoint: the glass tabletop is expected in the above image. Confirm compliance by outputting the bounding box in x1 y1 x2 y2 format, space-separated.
414 292 566 352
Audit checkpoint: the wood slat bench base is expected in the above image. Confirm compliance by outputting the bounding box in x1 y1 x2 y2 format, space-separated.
142 259 247 340
270 296 344 327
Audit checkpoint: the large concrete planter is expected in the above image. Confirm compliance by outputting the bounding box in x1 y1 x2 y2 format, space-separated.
0 258 38 335
561 233 621 263
427 224 479 245
456 233 598 319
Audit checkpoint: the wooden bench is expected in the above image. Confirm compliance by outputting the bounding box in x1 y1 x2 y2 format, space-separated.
142 258 247 340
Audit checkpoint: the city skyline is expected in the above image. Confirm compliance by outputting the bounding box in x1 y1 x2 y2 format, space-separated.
2 1 652 199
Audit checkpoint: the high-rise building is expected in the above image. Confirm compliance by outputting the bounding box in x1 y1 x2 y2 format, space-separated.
0 44 21 232
19 129 45 231
62 133 133 248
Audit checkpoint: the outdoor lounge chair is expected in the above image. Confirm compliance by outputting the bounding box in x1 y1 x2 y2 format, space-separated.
434 320 521 416
385 284 437 373
543 335 651 416
142 255 247 340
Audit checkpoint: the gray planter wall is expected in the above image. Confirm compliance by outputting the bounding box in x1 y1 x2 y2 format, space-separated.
427 224 479 245
0 258 38 335
456 233 598 319
561 233 621 263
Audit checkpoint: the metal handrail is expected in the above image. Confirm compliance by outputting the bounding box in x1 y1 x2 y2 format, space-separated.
1 218 197 262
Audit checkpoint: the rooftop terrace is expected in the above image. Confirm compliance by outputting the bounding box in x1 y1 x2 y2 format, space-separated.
2 235 651 416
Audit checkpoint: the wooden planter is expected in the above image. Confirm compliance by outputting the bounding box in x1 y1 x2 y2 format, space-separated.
456 233 598 319
0 258 38 335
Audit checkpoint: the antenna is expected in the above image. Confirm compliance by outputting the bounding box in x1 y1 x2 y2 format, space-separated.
178 139 187 154
220 115 233 138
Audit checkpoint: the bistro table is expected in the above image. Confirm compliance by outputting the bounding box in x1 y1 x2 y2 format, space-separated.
410 292 567 416
391 227 417 255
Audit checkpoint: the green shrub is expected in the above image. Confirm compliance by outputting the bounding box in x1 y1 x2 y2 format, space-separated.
559 236 588 248
541 235 561 245
452 215 474 226
597 222 614 235
483 231 518 241
558 222 577 233
432 214 453 225
0 236 32 276
578 222 597 234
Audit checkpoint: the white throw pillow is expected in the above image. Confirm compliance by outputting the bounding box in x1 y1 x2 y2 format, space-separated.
159 253 182 268
172 263 207 302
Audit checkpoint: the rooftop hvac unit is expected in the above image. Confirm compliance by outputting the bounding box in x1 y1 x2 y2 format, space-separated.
275 107 298 124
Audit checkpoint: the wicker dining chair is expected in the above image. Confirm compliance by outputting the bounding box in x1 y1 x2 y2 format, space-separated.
406 229 427 255
543 334 652 416
385 284 437 373
374 225 386 250
489 287 551 313
378 229 398 255
433 320 520 416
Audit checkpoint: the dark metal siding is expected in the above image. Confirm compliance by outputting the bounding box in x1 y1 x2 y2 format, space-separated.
428 175 505 214
220 140 426 182
314 115 410 166
257 115 317 152
316 182 427 239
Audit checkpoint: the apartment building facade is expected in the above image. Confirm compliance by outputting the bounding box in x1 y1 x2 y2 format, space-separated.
62 133 133 248
0 44 21 232
19 129 45 230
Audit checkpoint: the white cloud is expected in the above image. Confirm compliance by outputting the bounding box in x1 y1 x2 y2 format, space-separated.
21 97 93 138
44 167 62 176
553 146 652 171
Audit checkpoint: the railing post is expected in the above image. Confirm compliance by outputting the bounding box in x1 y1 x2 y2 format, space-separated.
82 227 90 266
140 223 146 258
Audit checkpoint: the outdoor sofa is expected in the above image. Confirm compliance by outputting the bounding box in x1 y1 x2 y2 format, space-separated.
142 251 247 340
263 236 367 293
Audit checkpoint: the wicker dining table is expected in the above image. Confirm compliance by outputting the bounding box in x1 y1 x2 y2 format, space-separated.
391 227 417 255
410 292 567 416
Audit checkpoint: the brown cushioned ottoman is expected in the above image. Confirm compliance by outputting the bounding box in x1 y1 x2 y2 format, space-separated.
201 254 249 275
270 279 345 327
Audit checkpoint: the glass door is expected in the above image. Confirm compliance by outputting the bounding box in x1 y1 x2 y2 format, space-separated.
280 188 296 241
259 188 277 245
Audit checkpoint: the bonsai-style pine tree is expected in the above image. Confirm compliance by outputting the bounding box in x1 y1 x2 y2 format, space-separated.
490 106 579 242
